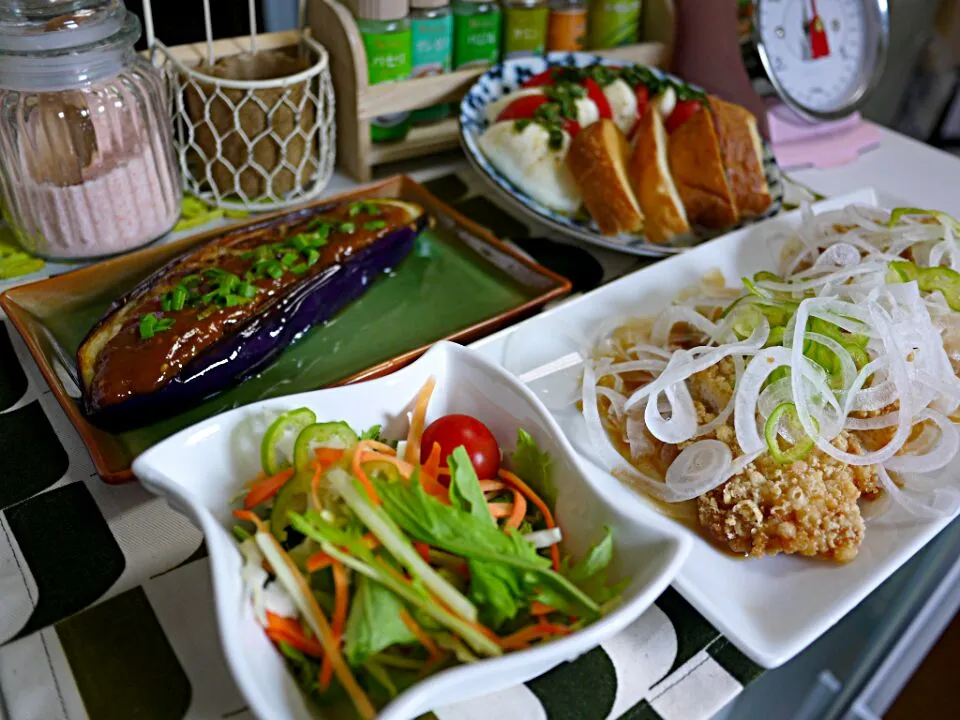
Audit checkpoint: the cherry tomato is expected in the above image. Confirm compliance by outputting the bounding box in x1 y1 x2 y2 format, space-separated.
665 99 702 133
420 414 501 479
582 78 613 120
496 94 549 122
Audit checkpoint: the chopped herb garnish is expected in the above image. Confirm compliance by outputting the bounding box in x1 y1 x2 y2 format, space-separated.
363 221 387 231
338 222 356 234
348 201 383 217
281 252 298 267
138 313 174 339
171 285 189 311
306 248 320 266
513 118 532 133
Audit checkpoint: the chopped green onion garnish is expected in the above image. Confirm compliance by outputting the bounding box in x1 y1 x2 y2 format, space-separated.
363 221 387 231
338 222 356 234
171 285 189 311
306 249 320 266
236 282 258 298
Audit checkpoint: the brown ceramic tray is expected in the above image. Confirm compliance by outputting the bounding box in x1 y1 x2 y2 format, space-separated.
1 175 571 483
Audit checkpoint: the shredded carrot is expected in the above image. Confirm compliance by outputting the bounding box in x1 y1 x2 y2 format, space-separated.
319 561 350 690
232 509 268 534
423 441 442 481
359 450 415 479
438 467 451 477
351 442 381 506
265 612 324 657
529 601 555 616
399 609 441 658
305 552 334 573
364 439 397 455
487 502 515 519
499 622 571 650
404 376 436 465
309 462 324 511
479 480 507 493
243 467 295 509
413 542 431 564
505 489 527 530
498 469 561 571
314 447 345 466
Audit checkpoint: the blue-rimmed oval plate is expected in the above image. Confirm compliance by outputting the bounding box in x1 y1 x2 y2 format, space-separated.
459 52 784 258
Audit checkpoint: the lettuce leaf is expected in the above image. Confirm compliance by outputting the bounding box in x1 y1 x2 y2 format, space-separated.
510 430 556 506
448 446 494 524
344 575 416 665
373 477 600 619
361 424 382 441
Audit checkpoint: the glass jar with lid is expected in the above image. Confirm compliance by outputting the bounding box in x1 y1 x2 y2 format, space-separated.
0 0 181 260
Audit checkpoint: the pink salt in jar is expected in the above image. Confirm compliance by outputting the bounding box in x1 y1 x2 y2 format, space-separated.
0 0 181 260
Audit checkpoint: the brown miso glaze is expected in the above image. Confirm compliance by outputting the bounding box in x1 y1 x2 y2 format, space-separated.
88 203 412 410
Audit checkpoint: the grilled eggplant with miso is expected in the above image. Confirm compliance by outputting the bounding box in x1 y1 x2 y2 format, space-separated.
78 199 428 429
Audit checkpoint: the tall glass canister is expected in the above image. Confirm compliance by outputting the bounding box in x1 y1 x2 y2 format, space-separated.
0 0 181 260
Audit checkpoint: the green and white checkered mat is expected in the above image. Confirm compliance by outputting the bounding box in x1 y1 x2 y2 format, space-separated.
0 171 766 720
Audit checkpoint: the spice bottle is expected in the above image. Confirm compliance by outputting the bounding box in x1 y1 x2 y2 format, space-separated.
547 0 587 51
588 0 642 49
410 0 453 124
452 0 501 69
0 0 181 260
502 0 548 59
354 0 413 143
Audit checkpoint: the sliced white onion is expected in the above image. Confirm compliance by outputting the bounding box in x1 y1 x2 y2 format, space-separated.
885 410 959 473
523 527 563 549
664 440 733 501
814 242 862 268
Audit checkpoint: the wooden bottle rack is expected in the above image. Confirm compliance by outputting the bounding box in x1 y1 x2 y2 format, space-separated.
306 0 676 182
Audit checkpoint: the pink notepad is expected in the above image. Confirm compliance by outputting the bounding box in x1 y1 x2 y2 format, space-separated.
768 105 882 170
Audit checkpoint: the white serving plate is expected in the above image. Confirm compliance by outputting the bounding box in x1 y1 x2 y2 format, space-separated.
469 188 960 668
133 341 691 720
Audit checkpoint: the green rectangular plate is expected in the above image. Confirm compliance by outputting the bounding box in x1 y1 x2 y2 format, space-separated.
1 175 570 482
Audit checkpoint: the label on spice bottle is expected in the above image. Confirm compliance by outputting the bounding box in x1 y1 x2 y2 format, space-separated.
547 8 587 52
453 12 501 69
503 6 549 58
588 1 641 49
362 29 413 142
411 15 453 124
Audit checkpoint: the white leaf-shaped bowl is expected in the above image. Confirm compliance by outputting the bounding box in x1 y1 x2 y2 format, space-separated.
133 341 691 720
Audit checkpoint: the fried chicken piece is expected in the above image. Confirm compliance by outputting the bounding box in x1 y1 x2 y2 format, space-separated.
697 438 865 562
683 359 879 562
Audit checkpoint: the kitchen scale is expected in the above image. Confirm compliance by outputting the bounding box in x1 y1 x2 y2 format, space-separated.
739 0 890 169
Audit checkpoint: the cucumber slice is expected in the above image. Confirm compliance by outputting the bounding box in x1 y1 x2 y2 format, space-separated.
261 408 316 476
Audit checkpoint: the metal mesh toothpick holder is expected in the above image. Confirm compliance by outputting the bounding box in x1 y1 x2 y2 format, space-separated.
143 0 335 211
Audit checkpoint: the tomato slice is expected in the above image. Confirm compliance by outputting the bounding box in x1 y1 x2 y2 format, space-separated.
522 68 561 89
496 94 549 123
562 119 582 137
627 84 652 140
665 99 702 133
582 78 612 120
420 414 501 479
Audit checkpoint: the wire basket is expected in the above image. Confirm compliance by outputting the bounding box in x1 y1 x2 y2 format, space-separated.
144 1 336 212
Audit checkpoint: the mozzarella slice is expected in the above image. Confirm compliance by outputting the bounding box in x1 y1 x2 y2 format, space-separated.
478 121 582 214
603 79 638 135
574 97 600 128
654 85 677 118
